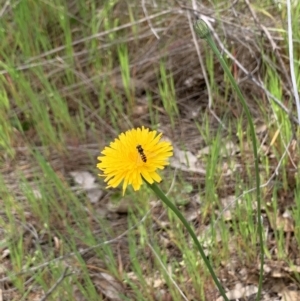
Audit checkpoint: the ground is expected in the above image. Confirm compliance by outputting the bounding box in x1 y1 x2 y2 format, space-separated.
1 0 300 300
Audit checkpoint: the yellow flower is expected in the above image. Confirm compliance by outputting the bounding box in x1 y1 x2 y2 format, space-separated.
97 127 173 195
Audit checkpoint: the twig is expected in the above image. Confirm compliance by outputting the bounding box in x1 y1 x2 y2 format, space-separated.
201 18 298 124
0 171 177 286
244 0 293 94
215 137 294 225
189 1 212 109
147 242 189 301
25 9 174 63
175 5 298 125
0 0 11 17
142 0 160 39
286 0 300 124
39 267 70 301
188 4 226 129
0 204 157 283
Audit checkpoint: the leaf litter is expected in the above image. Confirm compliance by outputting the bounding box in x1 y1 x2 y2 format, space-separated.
1 1 300 300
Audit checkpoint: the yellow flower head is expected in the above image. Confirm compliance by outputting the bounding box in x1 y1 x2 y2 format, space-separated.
97 127 173 195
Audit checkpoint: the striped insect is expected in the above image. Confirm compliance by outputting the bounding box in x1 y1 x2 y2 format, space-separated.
136 144 147 162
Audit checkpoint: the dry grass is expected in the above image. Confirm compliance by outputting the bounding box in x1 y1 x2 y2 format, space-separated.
1 0 300 300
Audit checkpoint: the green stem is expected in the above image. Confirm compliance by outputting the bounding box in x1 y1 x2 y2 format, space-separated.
194 20 263 301
147 182 230 301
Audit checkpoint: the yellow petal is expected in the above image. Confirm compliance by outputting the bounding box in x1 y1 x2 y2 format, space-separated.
97 127 172 194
